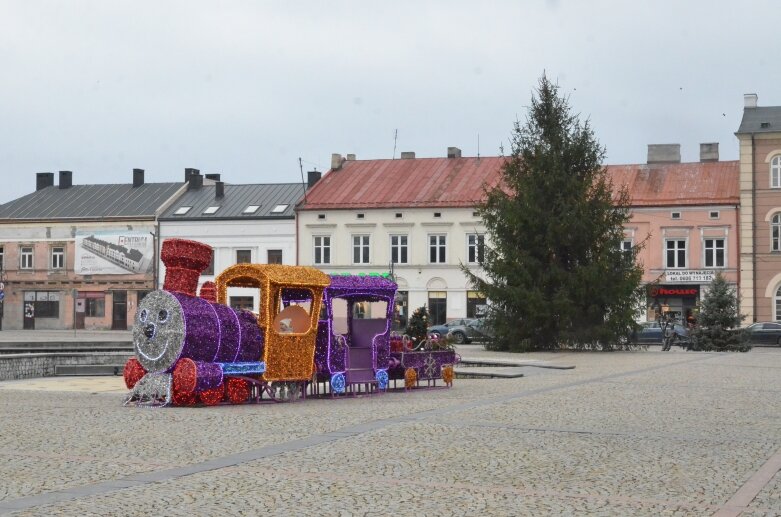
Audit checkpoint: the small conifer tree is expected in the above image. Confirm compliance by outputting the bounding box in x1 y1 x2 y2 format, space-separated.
690 273 750 352
406 305 430 346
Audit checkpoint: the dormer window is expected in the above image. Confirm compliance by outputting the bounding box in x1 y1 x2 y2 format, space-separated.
174 206 191 215
243 205 260 214
203 206 220 214
271 204 288 213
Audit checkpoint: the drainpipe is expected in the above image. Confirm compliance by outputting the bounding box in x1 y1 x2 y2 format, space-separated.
295 212 300 266
752 133 757 322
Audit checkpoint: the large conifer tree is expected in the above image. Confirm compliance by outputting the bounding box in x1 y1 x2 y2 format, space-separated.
465 75 644 351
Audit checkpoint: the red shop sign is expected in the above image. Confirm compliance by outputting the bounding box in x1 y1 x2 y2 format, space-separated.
648 285 700 298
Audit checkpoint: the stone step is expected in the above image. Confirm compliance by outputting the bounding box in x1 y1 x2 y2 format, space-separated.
54 364 125 376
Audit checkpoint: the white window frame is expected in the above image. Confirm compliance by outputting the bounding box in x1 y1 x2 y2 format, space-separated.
664 239 687 269
703 237 726 268
428 234 447 264
390 234 408 264
313 235 331 265
775 285 781 321
51 246 65 270
20 246 34 270
466 233 485 264
773 213 781 252
771 155 781 189
352 234 371 264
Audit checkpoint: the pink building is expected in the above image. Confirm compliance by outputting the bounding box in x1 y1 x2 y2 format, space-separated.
609 144 739 323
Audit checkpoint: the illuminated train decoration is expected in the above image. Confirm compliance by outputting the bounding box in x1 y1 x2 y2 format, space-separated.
124 238 458 407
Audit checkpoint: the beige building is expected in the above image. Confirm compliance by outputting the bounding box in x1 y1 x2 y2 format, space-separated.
0 169 185 330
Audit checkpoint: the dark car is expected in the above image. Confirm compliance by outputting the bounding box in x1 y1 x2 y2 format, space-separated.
447 318 494 344
427 318 475 338
631 321 689 345
743 322 781 345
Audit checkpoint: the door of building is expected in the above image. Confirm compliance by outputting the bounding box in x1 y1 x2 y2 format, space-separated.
75 297 86 329
23 292 35 330
111 291 127 330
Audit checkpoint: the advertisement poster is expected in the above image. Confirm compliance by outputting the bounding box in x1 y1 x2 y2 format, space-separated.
75 231 153 275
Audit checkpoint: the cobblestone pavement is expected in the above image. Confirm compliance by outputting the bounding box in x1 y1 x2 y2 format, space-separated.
0 347 780 516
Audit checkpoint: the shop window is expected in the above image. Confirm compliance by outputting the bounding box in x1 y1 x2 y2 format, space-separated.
771 155 781 189
314 236 331 265
429 234 447 264
86 296 105 317
704 238 725 268
665 239 686 268
776 286 781 321
267 249 283 264
466 291 487 318
33 291 60 318
390 235 408 264
394 290 409 330
352 235 370 264
467 234 485 264
428 291 447 325
236 249 251 264
51 246 65 270
20 246 33 269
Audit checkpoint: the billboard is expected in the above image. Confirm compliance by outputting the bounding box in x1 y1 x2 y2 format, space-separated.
75 231 153 275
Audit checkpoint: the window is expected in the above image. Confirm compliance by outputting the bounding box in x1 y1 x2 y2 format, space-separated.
671 212 681 219
665 239 686 268
390 235 408 264
467 234 485 264
434 212 442 218
314 236 331 265
429 234 447 263
776 286 781 321
466 291 487 318
0 246 4 271
51 246 65 269
85 296 105 317
236 249 251 263
317 214 326 220
428 291 447 325
472 211 479 217
395 213 403 219
352 235 370 264
356 213 365 219
20 246 33 269
709 211 720 219
773 214 781 252
772 155 781 188
30 291 60 318
174 206 191 215
203 206 220 214
394 290 408 330
267 249 283 264
203 249 214 275
704 238 725 268
243 205 260 214
271 204 288 213
229 296 254 312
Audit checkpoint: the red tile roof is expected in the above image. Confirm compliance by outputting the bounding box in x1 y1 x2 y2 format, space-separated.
299 156 739 210
299 157 505 210
607 161 739 206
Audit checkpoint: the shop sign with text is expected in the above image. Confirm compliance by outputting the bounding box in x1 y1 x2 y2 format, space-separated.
665 270 715 283
648 285 700 298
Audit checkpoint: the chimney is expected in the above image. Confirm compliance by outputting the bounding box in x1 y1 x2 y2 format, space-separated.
699 143 719 162
184 167 200 182
187 171 203 190
205 173 221 181
346 154 356 161
331 153 343 170
58 170 73 189
447 147 462 159
307 170 322 190
400 151 416 159
647 144 681 164
132 168 144 187
215 181 224 198
36 172 54 191
744 93 758 108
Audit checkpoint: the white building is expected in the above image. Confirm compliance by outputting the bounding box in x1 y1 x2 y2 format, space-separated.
158 173 305 313
296 149 503 325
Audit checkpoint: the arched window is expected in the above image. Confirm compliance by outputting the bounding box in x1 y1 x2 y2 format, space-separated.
772 155 781 188
776 285 781 321
773 213 781 252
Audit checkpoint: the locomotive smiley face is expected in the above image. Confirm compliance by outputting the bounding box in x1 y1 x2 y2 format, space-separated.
132 290 185 373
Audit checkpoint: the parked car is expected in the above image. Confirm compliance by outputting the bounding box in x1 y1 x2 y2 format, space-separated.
427 318 475 338
447 318 494 344
742 322 781 345
631 321 690 345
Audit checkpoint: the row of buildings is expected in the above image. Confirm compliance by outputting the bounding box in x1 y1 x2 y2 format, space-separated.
0 94 779 331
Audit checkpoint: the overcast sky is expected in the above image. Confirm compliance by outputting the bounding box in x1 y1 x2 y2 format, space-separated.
1 1 779 203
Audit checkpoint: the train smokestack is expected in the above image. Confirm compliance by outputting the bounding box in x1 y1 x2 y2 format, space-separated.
160 239 213 297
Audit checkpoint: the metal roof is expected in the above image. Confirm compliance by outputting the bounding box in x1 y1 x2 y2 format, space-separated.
0 182 183 220
736 106 781 134
159 183 304 220
299 157 505 210
608 161 739 206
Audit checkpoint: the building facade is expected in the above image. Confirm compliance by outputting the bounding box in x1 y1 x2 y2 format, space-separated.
158 180 304 314
737 93 781 322
0 169 184 330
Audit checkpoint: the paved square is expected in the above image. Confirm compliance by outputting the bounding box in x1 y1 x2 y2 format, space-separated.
1 347 780 516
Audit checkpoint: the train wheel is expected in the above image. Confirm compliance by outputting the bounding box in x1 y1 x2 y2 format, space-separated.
172 387 197 406
199 386 224 406
225 378 250 404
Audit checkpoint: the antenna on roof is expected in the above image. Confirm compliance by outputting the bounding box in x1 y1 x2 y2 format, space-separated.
392 129 398 159
477 133 480 160
298 157 307 204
